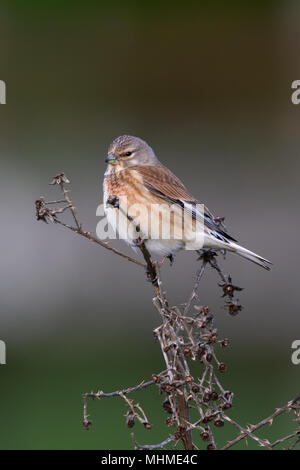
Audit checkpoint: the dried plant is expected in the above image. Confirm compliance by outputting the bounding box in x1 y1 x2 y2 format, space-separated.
35 173 300 450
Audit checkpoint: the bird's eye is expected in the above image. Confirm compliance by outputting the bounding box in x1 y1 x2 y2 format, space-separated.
124 151 132 157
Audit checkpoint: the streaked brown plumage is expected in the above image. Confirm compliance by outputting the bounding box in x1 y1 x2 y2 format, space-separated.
103 135 272 269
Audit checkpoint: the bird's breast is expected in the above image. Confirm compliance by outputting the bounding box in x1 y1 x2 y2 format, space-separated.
103 168 152 207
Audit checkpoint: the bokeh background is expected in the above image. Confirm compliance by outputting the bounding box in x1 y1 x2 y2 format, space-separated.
0 0 300 449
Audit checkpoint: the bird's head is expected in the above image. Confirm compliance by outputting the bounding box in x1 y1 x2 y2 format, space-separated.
105 135 158 170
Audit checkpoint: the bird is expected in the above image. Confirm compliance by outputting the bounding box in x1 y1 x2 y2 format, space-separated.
103 135 272 270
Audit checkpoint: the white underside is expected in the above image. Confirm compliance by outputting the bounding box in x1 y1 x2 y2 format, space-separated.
103 184 271 268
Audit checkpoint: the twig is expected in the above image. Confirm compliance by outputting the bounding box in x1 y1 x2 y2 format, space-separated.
222 397 300 450
36 174 299 450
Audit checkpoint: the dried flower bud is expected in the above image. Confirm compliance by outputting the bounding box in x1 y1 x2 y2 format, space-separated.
144 422 152 430
211 392 219 401
220 339 230 348
192 385 200 393
218 363 227 373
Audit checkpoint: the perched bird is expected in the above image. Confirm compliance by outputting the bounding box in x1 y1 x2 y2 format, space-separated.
103 135 272 270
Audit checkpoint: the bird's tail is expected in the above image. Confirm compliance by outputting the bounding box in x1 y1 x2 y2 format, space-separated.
228 242 272 270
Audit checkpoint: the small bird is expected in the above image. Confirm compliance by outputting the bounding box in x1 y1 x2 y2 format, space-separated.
103 135 272 270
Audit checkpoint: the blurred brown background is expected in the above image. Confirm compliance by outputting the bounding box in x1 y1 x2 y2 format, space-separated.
0 0 299 449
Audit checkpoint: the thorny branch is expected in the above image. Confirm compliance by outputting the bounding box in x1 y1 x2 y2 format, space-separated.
35 173 300 450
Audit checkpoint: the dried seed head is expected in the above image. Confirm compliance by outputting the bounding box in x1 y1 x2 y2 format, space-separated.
205 353 213 363
202 306 210 315
82 419 92 430
183 347 192 358
162 398 173 413
220 338 230 348
211 392 219 401
222 402 232 410
197 346 206 359
126 412 135 429
224 300 243 316
185 375 193 383
218 363 227 373
202 414 214 424
203 392 211 403
192 385 200 393
214 419 225 428
166 417 175 427
207 444 216 450
50 173 70 185
165 384 175 393
152 374 161 384
201 431 210 442
177 425 187 434
207 333 218 344
144 422 152 430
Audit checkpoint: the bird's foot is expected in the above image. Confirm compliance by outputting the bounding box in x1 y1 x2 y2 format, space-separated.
197 249 217 263
133 237 146 248
106 195 120 208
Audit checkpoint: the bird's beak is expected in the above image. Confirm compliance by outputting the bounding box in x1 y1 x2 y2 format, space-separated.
105 153 119 165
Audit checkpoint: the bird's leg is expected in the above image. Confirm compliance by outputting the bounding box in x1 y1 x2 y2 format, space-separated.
167 253 175 266
158 255 168 268
158 253 175 268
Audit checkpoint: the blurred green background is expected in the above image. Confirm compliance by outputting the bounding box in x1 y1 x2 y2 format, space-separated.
0 0 300 449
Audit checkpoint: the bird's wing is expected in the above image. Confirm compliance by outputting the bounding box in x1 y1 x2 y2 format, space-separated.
130 164 237 242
